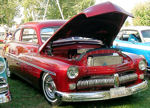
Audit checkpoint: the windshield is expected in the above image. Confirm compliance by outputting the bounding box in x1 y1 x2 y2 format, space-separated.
54 37 103 45
40 26 60 42
141 30 150 42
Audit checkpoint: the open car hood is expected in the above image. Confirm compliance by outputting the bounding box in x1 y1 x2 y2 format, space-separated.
45 2 132 48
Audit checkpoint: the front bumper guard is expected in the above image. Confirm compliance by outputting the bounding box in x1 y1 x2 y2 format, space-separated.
55 80 148 102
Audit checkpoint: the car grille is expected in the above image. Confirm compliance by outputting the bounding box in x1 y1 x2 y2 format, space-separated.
77 71 138 90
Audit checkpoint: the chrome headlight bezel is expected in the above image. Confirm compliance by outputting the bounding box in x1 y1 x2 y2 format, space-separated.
67 66 79 79
139 60 147 71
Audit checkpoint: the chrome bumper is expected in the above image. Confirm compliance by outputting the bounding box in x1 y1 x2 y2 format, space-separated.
0 84 11 103
55 80 148 102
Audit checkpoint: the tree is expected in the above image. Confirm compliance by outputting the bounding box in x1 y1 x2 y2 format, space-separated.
124 20 130 27
21 0 95 22
132 1 150 26
21 0 46 23
46 0 95 20
0 0 20 26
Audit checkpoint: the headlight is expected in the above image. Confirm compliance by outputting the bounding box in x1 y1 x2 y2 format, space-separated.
67 66 79 79
139 60 147 71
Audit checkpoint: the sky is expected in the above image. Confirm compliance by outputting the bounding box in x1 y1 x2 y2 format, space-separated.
95 0 149 13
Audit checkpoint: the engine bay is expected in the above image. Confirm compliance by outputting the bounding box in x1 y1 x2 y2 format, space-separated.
42 37 124 66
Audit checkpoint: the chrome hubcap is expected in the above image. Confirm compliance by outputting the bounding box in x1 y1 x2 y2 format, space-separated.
44 75 56 101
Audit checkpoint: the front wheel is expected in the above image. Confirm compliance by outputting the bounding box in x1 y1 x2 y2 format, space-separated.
42 72 61 106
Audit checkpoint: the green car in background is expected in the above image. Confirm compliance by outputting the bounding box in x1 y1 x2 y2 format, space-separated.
0 57 11 103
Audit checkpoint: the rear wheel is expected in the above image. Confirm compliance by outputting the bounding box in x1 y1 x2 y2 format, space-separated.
42 72 61 106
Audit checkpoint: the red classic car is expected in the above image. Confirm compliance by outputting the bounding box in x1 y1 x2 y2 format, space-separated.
3 2 148 105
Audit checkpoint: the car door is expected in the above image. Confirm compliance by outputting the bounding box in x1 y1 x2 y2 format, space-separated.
18 28 40 83
113 30 147 55
5 29 22 75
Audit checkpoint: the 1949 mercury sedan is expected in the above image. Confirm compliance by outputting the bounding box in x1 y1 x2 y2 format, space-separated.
3 2 148 105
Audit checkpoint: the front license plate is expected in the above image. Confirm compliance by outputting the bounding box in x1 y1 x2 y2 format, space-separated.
110 87 128 98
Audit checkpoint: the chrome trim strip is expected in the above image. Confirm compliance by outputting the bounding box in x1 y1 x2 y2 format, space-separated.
55 80 148 102
5 53 56 76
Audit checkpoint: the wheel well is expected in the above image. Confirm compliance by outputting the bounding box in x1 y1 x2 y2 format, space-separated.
39 71 45 89
39 71 55 90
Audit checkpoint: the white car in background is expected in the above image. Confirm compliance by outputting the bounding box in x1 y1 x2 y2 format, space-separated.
113 26 150 71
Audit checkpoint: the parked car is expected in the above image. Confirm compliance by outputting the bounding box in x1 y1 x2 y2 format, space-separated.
113 26 150 71
0 57 11 103
3 2 148 105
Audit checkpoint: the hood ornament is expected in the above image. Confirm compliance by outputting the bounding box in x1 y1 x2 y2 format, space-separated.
114 73 119 87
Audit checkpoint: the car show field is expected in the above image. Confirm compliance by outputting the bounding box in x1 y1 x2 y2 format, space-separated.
1 0 150 107
2 2 147 106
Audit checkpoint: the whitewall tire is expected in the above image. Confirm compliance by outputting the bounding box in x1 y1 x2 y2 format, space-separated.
42 72 61 105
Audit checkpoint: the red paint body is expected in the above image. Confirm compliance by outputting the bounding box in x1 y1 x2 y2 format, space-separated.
3 2 145 94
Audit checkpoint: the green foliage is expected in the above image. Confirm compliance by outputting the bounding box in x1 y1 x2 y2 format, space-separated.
46 0 95 19
132 1 150 26
124 21 130 27
21 0 95 23
0 0 20 26
21 0 46 23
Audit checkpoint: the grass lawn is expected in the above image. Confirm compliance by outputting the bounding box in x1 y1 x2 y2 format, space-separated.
0 77 149 108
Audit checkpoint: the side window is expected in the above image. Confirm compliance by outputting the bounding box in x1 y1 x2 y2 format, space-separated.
14 29 21 41
119 30 141 42
22 28 38 43
40 27 60 42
